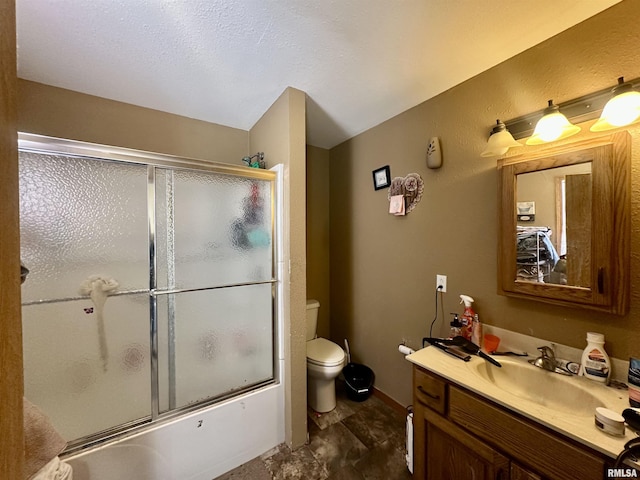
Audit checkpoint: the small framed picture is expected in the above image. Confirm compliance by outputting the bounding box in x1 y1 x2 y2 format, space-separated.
372 165 391 190
517 201 536 222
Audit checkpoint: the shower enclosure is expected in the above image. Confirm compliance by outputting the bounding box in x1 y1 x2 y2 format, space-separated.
19 133 279 453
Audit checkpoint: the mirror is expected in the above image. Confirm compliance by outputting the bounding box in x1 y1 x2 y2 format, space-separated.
515 162 592 287
498 132 630 315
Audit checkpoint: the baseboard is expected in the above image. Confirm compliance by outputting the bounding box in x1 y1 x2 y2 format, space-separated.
372 387 407 416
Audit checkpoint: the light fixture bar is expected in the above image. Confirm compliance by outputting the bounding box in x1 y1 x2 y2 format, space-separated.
504 77 640 140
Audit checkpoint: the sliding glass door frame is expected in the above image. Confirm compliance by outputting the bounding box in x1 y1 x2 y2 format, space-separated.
19 133 280 453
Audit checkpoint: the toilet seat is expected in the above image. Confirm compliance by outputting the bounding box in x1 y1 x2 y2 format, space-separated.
307 338 345 367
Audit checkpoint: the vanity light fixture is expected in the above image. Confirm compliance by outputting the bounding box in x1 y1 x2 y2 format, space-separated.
490 76 640 146
480 120 521 157
590 77 640 132
525 100 581 145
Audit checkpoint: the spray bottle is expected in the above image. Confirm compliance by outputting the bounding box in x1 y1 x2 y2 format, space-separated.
459 295 475 341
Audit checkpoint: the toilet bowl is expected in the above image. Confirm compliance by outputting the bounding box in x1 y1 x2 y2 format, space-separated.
306 300 345 413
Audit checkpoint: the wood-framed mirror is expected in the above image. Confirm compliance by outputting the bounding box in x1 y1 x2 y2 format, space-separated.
498 131 631 315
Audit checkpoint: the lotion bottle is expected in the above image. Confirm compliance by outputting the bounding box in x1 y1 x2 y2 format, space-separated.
580 332 611 384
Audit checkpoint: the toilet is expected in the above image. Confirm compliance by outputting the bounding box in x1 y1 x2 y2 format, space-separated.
306 299 346 413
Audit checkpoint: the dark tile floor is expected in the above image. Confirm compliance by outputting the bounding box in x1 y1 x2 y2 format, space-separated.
215 381 412 480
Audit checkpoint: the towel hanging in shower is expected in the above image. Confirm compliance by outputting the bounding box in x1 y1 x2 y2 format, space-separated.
79 275 119 372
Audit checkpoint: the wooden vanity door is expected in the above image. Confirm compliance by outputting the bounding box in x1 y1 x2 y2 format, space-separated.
423 406 509 480
511 463 542 480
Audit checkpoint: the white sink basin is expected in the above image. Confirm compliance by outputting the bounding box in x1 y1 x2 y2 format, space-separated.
468 357 606 416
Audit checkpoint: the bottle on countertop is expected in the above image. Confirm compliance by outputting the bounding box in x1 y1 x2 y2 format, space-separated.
556 358 581 375
459 295 475 341
580 332 611 384
449 313 462 338
471 314 483 348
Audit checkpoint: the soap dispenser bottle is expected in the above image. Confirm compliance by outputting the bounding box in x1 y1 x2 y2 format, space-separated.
449 313 462 338
580 332 611 384
459 295 475 341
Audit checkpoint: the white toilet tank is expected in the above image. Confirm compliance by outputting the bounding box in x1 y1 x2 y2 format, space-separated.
306 299 320 341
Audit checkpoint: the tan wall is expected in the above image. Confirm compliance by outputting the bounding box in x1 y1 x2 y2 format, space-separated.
250 87 308 449
0 1 24 478
306 145 331 339
328 0 640 407
18 80 248 163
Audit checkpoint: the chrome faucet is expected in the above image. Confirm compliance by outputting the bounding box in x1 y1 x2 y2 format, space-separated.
531 345 557 372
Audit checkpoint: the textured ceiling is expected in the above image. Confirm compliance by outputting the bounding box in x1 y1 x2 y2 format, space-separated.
16 0 621 149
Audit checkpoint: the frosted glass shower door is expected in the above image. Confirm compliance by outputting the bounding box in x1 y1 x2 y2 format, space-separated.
19 135 279 450
19 151 151 442
155 168 274 411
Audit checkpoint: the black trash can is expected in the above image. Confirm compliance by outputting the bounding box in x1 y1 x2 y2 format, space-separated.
342 362 374 402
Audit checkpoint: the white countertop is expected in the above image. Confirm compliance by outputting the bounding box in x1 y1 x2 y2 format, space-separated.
406 345 635 459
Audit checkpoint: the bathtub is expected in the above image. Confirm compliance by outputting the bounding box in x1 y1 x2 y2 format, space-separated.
66 367 284 480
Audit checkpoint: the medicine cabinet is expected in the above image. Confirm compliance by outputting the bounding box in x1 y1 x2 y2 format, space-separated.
497 131 630 315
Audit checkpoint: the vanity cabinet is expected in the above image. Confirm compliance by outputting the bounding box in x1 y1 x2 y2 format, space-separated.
412 365 607 480
422 405 509 479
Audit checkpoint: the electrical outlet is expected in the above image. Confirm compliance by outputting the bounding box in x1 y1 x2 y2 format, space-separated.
436 274 447 293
